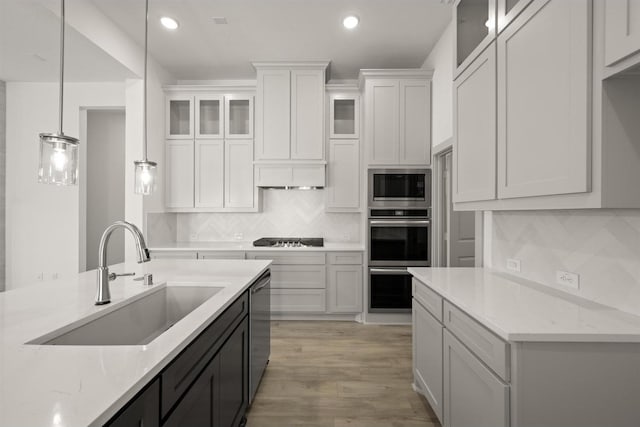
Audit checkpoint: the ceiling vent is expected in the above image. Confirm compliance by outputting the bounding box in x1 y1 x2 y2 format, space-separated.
212 17 228 25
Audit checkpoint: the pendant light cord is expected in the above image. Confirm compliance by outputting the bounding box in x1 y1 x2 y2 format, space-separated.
143 0 149 162
58 0 65 135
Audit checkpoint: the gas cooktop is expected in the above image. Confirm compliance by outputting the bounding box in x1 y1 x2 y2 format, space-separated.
252 237 324 248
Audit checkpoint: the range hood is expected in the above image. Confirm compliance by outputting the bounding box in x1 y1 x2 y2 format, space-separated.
255 163 325 189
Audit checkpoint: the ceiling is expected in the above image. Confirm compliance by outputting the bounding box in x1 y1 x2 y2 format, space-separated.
0 0 137 82
89 0 453 81
0 0 452 83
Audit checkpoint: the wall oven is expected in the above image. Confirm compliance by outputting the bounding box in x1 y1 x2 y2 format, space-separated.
368 169 431 208
367 207 431 313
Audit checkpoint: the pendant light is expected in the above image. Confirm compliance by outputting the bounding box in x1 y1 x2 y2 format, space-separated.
134 0 157 195
38 0 79 186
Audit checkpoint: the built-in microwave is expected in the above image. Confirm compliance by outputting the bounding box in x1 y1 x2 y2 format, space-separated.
368 169 431 208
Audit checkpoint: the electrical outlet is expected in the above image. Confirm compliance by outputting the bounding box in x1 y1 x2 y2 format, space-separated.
506 258 521 272
556 271 580 290
190 233 198 240
234 233 244 241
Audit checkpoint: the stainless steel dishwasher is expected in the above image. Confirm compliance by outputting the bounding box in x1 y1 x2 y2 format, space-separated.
249 270 271 404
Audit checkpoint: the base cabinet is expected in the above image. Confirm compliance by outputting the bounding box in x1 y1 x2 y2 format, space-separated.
105 292 250 427
413 300 443 423
443 329 509 427
107 380 160 427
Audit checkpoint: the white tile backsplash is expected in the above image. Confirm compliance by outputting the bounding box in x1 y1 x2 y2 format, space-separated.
177 190 361 242
145 212 177 246
492 210 640 316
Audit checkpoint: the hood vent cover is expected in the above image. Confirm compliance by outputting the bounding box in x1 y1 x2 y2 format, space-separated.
255 164 325 189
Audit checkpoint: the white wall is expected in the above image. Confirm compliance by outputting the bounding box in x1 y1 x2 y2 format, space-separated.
0 81 5 292
85 110 125 271
5 82 125 289
421 22 454 147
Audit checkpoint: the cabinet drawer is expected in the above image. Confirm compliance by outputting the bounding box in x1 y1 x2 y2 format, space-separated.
328 252 363 265
150 251 198 260
197 251 246 260
161 292 248 417
412 279 443 322
443 301 510 381
271 289 326 312
246 252 325 265
271 265 326 289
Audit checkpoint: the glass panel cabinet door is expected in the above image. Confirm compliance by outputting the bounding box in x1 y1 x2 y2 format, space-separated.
166 96 194 139
225 95 254 139
329 94 359 139
497 0 534 33
454 0 497 77
196 95 223 139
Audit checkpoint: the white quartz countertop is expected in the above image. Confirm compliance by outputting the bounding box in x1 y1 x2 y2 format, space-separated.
148 241 365 252
0 259 270 427
409 268 640 343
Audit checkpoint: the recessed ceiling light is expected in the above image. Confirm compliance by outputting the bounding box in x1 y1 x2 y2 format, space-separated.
160 16 179 30
343 15 359 29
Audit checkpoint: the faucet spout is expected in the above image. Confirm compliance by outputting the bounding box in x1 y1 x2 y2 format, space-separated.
96 221 150 305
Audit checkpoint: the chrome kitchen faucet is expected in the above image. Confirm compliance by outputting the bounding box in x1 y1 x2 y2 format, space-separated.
95 221 151 305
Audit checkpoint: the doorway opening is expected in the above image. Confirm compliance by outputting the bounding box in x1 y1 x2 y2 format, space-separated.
433 144 477 267
80 109 126 271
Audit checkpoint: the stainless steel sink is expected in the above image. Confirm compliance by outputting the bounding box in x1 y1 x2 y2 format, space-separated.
28 285 224 346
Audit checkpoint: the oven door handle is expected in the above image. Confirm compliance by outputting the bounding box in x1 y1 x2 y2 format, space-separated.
369 220 430 226
369 268 412 275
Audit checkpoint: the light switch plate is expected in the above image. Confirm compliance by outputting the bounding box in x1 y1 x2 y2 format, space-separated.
506 258 521 272
556 271 580 290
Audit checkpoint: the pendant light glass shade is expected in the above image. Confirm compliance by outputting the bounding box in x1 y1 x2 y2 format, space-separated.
134 160 157 195
38 133 79 185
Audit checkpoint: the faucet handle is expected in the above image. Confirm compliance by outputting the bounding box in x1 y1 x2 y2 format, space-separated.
108 272 136 281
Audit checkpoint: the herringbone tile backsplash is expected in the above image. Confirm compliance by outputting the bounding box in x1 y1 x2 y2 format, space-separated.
147 190 362 245
491 210 640 316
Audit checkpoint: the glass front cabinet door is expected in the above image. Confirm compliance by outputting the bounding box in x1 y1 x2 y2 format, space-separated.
454 0 497 77
195 95 224 139
166 95 194 139
329 94 359 139
225 95 254 139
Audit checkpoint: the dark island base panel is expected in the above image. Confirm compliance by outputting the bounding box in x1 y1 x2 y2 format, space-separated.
105 292 250 427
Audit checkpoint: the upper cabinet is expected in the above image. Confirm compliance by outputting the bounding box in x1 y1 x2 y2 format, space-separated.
604 0 640 68
164 87 259 212
253 62 328 161
360 70 432 167
329 94 360 139
454 0 640 210
454 0 497 77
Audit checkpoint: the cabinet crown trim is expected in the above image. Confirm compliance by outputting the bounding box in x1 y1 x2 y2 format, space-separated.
358 68 434 88
252 61 330 70
163 84 256 92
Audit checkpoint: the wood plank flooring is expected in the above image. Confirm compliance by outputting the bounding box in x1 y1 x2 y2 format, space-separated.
246 321 441 427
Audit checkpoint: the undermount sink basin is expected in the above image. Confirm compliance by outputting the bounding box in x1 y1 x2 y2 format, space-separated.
29 285 224 346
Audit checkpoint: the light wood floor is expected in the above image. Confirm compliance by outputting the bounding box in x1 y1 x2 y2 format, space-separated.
246 321 441 427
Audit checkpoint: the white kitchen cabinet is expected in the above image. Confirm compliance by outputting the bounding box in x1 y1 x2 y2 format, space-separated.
454 0 497 77
166 95 194 139
165 140 195 208
329 94 359 139
604 0 640 67
225 140 255 209
413 299 444 423
497 0 590 199
197 251 246 260
150 250 198 260
497 0 534 32
327 266 362 313
255 164 325 188
453 42 497 203
224 95 253 139
195 95 223 139
326 140 360 212
443 329 509 427
194 140 224 208
254 63 328 162
399 80 431 165
360 70 432 166
291 69 325 160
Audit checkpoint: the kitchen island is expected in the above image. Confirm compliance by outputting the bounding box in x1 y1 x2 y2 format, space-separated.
409 267 640 427
0 259 270 427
